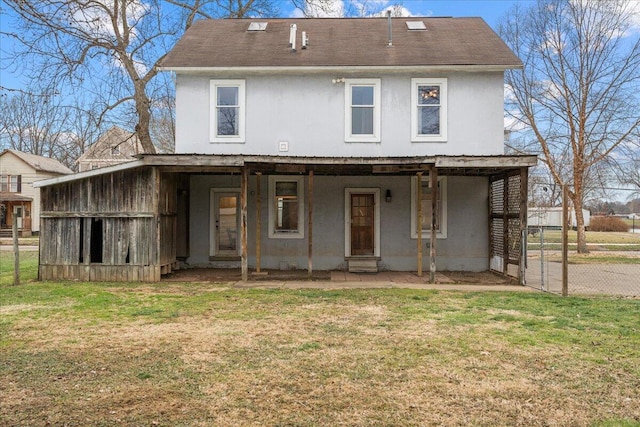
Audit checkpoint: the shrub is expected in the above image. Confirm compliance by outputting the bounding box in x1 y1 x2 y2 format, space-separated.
589 216 630 232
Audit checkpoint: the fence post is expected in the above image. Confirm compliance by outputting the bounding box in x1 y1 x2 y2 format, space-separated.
13 213 20 286
540 227 545 291
562 184 569 296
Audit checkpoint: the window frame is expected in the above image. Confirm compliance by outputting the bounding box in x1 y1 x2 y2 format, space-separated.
344 78 381 143
210 79 246 143
410 175 448 239
411 78 448 142
268 176 305 239
1 174 21 193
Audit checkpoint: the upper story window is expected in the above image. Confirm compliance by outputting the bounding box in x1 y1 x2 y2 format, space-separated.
111 146 121 155
0 175 21 193
411 78 447 142
268 176 305 239
410 174 448 239
210 79 245 143
345 79 381 143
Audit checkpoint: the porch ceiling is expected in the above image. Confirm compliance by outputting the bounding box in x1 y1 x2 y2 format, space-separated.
146 154 538 177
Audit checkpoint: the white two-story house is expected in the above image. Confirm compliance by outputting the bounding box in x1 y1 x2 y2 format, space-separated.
34 17 536 283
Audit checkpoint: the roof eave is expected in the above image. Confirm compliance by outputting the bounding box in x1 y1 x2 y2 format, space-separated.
33 160 145 188
158 64 523 74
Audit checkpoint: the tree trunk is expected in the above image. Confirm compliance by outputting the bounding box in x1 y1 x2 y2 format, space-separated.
572 196 589 254
134 81 156 154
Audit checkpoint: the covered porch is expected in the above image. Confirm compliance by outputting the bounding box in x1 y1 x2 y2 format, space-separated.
0 194 33 237
35 154 536 283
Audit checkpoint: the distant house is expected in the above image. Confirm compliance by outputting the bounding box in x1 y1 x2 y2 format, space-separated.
0 150 73 236
76 127 144 172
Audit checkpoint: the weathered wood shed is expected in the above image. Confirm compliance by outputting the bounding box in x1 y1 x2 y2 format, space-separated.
36 162 182 281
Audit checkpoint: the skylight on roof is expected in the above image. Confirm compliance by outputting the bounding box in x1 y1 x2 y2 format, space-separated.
406 21 427 31
248 22 268 31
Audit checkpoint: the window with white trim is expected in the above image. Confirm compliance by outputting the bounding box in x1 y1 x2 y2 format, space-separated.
411 78 447 142
0 175 21 193
345 79 381 142
410 174 447 239
210 80 245 143
268 176 305 239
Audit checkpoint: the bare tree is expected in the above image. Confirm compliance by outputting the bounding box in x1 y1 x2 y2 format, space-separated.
0 88 104 169
2 0 277 155
291 0 410 17
500 0 640 253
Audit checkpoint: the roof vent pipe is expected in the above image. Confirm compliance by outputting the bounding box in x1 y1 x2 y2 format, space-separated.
290 24 297 52
387 10 392 47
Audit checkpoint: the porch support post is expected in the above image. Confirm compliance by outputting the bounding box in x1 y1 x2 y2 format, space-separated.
255 172 262 273
519 167 528 285
308 170 313 278
430 167 438 284
502 172 509 275
416 172 423 277
241 166 248 282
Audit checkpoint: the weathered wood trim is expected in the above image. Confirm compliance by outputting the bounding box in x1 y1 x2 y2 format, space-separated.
41 212 155 218
502 172 509 275
435 156 538 168
241 167 248 281
430 168 438 284
39 265 162 282
33 160 145 187
519 167 528 285
308 170 314 278
256 172 262 273
416 172 423 277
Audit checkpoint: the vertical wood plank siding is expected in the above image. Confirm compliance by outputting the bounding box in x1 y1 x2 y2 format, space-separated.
39 167 178 282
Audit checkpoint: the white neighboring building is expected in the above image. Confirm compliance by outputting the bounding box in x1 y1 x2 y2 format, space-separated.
528 207 591 229
0 150 73 235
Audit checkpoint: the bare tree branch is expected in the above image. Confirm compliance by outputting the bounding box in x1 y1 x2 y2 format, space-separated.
500 0 640 253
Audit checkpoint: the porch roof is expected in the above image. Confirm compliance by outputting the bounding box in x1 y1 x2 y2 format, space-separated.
141 154 538 176
0 193 33 202
33 154 537 187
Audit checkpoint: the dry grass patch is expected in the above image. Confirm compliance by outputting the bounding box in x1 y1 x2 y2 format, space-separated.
1 284 639 426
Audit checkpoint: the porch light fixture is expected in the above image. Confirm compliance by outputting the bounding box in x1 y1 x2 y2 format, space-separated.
386 189 392 202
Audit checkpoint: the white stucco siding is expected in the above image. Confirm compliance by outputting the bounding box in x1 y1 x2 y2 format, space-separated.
187 174 489 271
175 72 506 156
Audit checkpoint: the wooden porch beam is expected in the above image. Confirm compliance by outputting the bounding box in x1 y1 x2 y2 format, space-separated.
503 172 509 276
416 172 423 277
241 167 248 282
256 172 262 273
308 170 313 278
430 168 437 284
519 167 528 285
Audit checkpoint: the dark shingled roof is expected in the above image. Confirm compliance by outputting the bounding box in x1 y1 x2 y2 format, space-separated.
161 17 522 69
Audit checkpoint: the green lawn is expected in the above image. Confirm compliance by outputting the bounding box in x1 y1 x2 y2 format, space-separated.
1 260 639 426
529 230 640 244
0 250 38 286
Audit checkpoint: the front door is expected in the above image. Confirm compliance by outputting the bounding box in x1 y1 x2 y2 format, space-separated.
214 193 239 256
350 193 375 256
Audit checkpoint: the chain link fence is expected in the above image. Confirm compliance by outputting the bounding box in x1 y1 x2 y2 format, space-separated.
525 227 640 296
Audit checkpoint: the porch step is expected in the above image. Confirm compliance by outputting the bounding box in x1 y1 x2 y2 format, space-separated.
348 259 378 273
